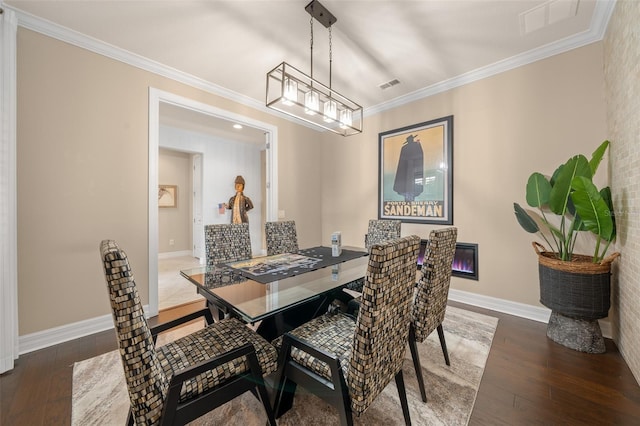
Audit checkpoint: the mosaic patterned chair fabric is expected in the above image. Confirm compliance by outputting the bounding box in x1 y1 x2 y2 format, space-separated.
364 219 402 250
409 227 457 403
345 219 403 293
100 240 277 426
272 235 421 425
265 220 299 255
205 223 252 266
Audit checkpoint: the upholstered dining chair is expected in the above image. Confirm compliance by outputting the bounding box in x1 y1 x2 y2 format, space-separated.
100 240 277 426
409 227 457 403
344 219 403 295
364 219 402 251
204 223 252 319
265 220 299 255
272 235 421 425
205 223 252 266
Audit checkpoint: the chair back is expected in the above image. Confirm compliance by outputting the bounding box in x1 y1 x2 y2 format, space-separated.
205 223 252 265
99 240 168 425
348 235 421 415
265 220 299 255
412 227 458 342
365 219 402 251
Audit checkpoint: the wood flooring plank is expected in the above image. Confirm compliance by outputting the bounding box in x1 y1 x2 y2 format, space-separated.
464 303 640 426
42 366 73 425
549 380 640 420
3 301 640 426
3 349 52 425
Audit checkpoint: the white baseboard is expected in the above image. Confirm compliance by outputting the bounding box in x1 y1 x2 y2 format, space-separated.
18 291 612 355
158 250 193 259
449 288 612 339
18 304 150 355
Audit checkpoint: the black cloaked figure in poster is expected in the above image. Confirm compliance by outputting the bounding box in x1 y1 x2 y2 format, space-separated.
393 134 424 201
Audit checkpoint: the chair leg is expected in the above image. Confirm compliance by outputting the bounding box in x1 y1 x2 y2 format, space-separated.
256 381 277 426
408 326 427 403
395 370 412 426
246 351 278 426
437 324 451 366
333 369 354 426
126 408 134 426
273 375 297 418
272 341 298 419
336 400 354 426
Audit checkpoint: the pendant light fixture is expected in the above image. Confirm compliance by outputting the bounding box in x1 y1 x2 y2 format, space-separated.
266 0 363 136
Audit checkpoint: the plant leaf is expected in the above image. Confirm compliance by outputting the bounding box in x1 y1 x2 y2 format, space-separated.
550 164 562 186
567 197 586 231
525 173 551 208
571 176 613 240
514 203 539 233
549 155 591 215
600 186 616 241
589 140 610 176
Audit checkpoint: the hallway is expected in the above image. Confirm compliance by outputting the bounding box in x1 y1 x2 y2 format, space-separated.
158 255 203 310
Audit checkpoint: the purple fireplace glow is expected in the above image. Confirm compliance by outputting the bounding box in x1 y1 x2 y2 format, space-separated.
452 242 478 280
417 241 478 280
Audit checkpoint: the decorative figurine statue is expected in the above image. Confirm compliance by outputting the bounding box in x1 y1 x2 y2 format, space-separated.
224 175 253 224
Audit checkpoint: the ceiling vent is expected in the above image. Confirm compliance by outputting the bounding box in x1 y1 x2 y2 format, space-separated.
378 79 401 90
519 0 579 35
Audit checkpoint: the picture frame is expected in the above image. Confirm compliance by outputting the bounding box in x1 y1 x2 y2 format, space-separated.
158 184 177 208
378 115 453 224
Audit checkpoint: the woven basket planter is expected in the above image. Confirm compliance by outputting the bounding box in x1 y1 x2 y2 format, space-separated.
533 242 620 353
534 242 619 320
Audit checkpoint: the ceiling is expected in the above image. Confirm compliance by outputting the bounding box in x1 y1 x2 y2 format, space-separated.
6 0 614 137
160 102 267 145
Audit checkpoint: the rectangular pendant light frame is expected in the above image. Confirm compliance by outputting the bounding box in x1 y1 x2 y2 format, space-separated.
266 62 363 136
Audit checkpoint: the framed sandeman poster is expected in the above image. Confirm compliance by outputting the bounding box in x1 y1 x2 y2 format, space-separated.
378 115 453 224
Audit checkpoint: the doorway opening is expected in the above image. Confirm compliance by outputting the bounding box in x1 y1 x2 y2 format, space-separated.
149 88 278 315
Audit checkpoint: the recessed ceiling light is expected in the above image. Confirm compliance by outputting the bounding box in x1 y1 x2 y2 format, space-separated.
233 124 243 129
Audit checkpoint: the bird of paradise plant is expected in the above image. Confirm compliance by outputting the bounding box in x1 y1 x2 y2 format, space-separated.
513 140 616 263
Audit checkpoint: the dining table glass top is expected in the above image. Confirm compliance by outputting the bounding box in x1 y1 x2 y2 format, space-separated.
180 246 369 323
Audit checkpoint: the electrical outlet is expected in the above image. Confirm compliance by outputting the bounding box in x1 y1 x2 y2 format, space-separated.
169 239 175 246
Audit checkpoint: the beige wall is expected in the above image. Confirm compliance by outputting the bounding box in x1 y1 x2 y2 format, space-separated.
321 42 608 307
16 28 323 335
604 0 640 383
158 149 192 253
16 25 614 339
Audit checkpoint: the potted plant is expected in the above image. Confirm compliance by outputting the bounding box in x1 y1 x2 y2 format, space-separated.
513 140 619 353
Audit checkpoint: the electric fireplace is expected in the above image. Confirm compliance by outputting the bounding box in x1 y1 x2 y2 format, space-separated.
451 242 478 280
417 240 478 280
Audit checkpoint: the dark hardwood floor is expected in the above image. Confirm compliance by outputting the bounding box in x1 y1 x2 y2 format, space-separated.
2 300 639 425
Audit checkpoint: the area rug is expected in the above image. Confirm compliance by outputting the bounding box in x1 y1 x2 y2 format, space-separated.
72 306 498 425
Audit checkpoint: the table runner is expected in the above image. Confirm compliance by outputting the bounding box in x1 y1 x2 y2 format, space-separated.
227 246 367 284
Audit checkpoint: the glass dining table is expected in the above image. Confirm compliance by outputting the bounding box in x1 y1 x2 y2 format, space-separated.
180 246 369 339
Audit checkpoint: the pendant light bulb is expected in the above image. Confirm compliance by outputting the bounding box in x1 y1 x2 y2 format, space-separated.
339 108 353 128
323 100 337 122
282 77 298 106
305 90 319 115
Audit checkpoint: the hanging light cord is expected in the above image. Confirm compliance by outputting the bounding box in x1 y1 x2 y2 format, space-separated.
328 26 333 93
309 14 314 81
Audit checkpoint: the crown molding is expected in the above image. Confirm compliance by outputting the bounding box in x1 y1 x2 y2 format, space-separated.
6 0 617 129
7 5 320 131
365 0 618 116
